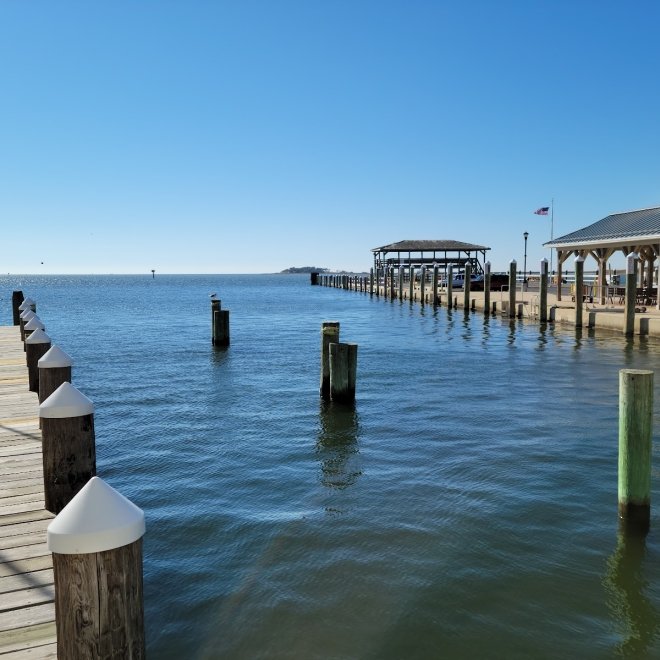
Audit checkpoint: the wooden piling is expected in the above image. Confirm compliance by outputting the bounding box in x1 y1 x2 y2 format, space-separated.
409 266 415 301
540 258 548 323
320 322 340 400
47 476 146 659
390 267 396 298
484 261 491 315
419 266 426 303
432 265 439 305
398 267 404 301
39 345 73 403
19 308 35 343
369 268 374 296
447 265 453 308
463 261 471 311
618 369 653 530
329 342 358 403
213 310 230 347
575 255 584 328
12 290 24 325
508 260 517 318
624 253 638 337
40 382 97 514
23 315 45 350
25 328 52 393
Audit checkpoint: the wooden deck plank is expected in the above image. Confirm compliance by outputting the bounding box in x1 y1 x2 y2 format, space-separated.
0 327 55 656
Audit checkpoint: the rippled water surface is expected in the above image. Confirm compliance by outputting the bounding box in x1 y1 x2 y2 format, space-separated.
2 274 660 659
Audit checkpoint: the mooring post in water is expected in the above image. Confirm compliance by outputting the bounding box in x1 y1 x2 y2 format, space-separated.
47 476 146 660
409 265 415 301
329 342 358 403
539 258 548 323
12 290 24 325
210 297 220 342
398 266 404 301
419 266 426 303
447 265 453 308
484 261 491 315
618 369 653 531
574 255 584 328
25 328 51 394
369 268 374 296
23 316 45 351
389 267 395 299
213 310 230 347
624 253 638 337
40 382 97 514
38 345 73 404
508 260 517 318
320 321 340 400
463 261 471 312
432 264 439 305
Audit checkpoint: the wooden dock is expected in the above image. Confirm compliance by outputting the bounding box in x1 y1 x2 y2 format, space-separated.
0 326 56 658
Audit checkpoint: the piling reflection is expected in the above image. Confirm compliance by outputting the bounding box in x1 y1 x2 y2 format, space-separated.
603 528 660 656
316 402 362 490
536 322 548 349
481 316 491 347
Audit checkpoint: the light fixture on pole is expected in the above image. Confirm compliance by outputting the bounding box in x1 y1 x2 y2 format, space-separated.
523 232 529 284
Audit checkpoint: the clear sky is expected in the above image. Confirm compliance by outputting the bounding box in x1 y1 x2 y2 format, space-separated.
2 1 659 274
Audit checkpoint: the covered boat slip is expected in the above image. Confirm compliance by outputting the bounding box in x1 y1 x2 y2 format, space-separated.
545 206 660 309
371 240 490 278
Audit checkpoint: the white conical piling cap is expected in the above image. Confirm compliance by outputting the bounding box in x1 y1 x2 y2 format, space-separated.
40 382 93 418
38 345 73 368
25 328 51 345
20 309 35 321
19 297 35 310
18 300 29 311
47 476 145 554
24 317 45 331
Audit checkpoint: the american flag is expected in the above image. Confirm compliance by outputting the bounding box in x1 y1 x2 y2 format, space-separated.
534 207 550 215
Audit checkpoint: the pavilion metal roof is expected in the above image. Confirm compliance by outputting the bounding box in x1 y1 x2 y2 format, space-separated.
372 240 489 253
545 206 660 248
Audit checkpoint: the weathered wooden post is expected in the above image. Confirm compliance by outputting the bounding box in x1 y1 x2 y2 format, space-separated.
508 260 517 318
210 296 221 343
25 328 52 394
369 268 374 296
618 369 653 531
12 290 24 325
432 264 439 305
311 272 319 285
389 267 396 298
398 267 404 301
320 321 340 401
409 266 415 301
575 255 584 328
624 253 638 337
39 345 73 404
24 316 45 350
539 258 548 323
484 261 491 316
447 265 453 308
463 261 471 311
420 266 426 303
47 476 146 659
329 342 358 403
213 310 230 347
40 382 97 514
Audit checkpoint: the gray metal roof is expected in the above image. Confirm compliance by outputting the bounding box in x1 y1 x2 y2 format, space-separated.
372 240 489 253
545 206 660 247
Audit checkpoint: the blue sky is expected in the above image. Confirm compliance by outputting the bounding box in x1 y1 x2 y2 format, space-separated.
1 1 659 274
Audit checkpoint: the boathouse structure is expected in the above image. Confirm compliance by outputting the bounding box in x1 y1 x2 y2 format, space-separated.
545 206 660 308
371 240 490 278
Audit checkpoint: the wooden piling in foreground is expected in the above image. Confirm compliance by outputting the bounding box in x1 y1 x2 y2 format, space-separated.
40 382 97 514
12 290 24 325
508 260 517 318
484 261 491 315
624 253 638 337
369 268 374 296
47 476 146 659
539 258 548 323
618 369 653 531
575 256 584 328
463 261 471 312
329 342 358 403
320 322 340 400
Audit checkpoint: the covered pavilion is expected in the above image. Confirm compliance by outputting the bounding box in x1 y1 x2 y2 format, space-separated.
371 240 490 277
544 206 660 307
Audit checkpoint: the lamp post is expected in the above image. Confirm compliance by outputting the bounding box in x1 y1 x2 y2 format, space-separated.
523 232 529 287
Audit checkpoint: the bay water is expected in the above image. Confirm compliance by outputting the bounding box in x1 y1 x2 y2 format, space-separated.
2 274 660 659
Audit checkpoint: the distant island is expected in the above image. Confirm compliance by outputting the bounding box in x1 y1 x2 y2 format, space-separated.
280 266 328 274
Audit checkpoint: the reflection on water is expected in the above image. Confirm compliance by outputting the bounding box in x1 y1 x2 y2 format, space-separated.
603 528 659 657
316 402 361 491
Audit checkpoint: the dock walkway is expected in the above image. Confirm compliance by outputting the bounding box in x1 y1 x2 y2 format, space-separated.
0 326 56 658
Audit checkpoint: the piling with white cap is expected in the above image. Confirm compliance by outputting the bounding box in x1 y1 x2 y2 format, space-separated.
19 296 36 312
38 345 73 403
40 382 97 514
19 308 35 343
25 328 52 393
23 315 45 345
48 476 146 658
12 290 24 325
